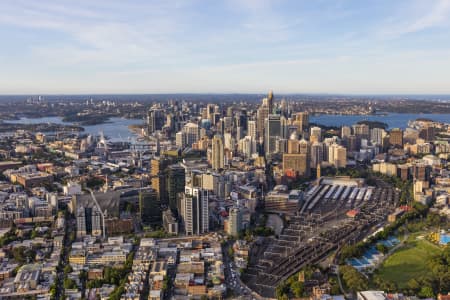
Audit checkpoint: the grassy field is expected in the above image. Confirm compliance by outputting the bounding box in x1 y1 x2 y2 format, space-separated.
375 238 441 288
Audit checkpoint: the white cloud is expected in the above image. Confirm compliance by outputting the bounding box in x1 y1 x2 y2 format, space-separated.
378 0 450 38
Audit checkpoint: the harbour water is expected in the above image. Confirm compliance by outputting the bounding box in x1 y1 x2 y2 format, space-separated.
4 117 144 141
310 113 450 129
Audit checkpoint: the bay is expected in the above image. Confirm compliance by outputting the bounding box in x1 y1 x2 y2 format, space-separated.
310 113 450 129
4 117 144 141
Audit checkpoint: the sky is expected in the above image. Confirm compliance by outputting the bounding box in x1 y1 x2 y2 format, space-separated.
1 0 450 94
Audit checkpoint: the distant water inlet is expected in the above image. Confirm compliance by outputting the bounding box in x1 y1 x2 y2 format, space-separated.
4 117 144 141
310 113 450 129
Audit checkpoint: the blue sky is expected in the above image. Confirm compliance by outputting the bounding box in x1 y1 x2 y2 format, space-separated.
1 0 450 94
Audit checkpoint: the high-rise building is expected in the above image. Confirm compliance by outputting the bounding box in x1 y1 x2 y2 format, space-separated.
182 122 200 147
257 104 270 140
341 126 352 139
389 128 403 148
310 126 322 143
247 120 257 140
238 136 257 159
166 164 185 212
181 186 209 235
147 108 165 135
352 124 370 139
151 157 169 204
294 112 309 133
265 114 281 156
267 90 274 113
76 206 87 237
328 144 347 168
139 189 161 225
228 207 242 236
310 142 324 168
212 135 225 170
176 131 186 148
370 128 386 145
76 206 104 238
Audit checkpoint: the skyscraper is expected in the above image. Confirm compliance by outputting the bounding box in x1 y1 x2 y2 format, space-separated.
389 128 404 148
181 186 209 235
310 126 322 143
147 108 165 135
212 135 225 170
265 114 281 156
139 189 161 225
247 120 257 140
166 164 185 212
310 142 324 168
228 207 242 236
294 112 309 133
182 122 200 147
257 104 270 140
267 90 274 113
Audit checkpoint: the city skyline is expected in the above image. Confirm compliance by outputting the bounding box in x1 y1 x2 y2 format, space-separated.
1 0 450 94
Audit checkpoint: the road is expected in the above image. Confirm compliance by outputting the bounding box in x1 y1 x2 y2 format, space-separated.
223 241 267 300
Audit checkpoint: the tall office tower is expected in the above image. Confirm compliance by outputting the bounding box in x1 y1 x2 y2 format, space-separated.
287 131 300 154
267 90 274 113
329 144 347 168
228 207 242 236
206 104 215 123
151 157 169 204
182 122 200 147
257 103 270 139
224 132 234 150
212 135 225 170
247 120 257 139
280 98 288 117
389 128 404 148
341 126 352 139
347 135 359 152
280 115 289 139
352 124 370 139
139 189 161 225
265 114 281 156
76 206 87 237
310 142 324 168
276 138 287 154
310 126 322 143
419 127 435 142
166 164 185 212
223 116 233 133
147 108 165 135
370 128 386 145
238 136 257 159
236 126 244 141
298 138 310 155
91 206 103 237
181 186 209 235
294 112 309 132
176 131 186 148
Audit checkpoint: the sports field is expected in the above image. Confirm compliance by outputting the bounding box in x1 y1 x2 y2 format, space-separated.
376 239 441 288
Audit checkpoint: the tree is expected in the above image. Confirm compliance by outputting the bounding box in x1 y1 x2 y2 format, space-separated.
63 264 73 275
340 265 368 292
418 286 434 298
63 278 77 290
376 243 388 255
291 281 304 297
